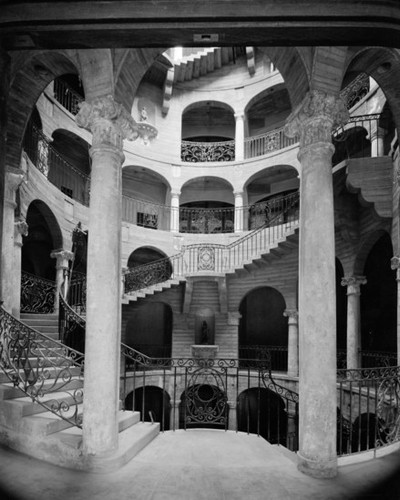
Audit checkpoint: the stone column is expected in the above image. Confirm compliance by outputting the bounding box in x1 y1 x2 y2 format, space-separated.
284 309 299 377
13 217 28 318
50 249 74 313
390 256 400 366
285 90 348 478
1 169 24 312
235 112 245 161
341 276 367 370
370 122 386 158
234 191 244 233
76 95 141 457
170 190 180 233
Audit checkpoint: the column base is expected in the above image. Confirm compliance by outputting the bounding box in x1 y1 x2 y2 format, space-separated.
297 451 337 478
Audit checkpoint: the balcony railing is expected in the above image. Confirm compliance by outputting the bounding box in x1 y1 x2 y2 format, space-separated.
181 140 235 162
244 126 299 159
24 122 90 206
179 206 234 233
53 78 83 116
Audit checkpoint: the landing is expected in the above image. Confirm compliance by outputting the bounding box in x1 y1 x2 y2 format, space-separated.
0 430 399 499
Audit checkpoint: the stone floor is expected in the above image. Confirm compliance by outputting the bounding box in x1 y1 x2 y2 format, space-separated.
0 430 399 500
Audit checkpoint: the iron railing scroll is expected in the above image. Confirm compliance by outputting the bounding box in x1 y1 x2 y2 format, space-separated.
0 306 84 428
53 78 84 116
181 140 235 162
59 294 85 356
20 271 56 314
179 206 234 234
67 272 87 316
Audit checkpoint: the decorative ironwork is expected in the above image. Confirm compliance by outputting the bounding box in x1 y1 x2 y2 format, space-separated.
0 307 84 428
124 258 173 294
53 78 83 115
20 271 56 314
67 272 87 315
244 126 299 159
376 377 400 446
248 191 300 230
179 207 234 234
239 345 288 371
340 73 370 110
59 294 85 355
197 246 215 271
181 140 235 162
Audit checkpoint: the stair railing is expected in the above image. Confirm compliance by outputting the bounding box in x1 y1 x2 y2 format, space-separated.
0 306 84 428
59 294 86 355
124 190 299 294
21 271 56 314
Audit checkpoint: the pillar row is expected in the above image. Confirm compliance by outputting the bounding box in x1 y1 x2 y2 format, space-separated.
76 95 143 457
341 275 367 370
285 90 348 479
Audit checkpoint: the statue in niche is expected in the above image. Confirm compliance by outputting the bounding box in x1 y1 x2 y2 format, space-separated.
140 106 148 121
200 320 210 345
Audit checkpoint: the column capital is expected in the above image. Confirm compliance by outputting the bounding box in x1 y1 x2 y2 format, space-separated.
6 168 25 191
284 309 298 323
233 190 244 198
76 95 139 151
50 249 74 269
284 90 349 149
170 190 181 198
341 275 367 294
234 111 245 120
14 216 28 237
391 256 400 280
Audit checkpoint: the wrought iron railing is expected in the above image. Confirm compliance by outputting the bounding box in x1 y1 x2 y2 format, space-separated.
336 365 400 456
244 126 299 159
59 294 85 355
67 272 86 316
0 306 84 428
179 206 234 234
120 344 299 447
181 140 235 162
124 191 299 294
361 350 398 368
20 271 56 314
238 345 288 372
122 195 171 230
340 73 370 110
23 122 90 206
53 78 84 116
248 191 299 230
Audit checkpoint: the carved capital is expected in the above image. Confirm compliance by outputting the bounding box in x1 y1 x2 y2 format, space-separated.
51 249 74 269
285 90 349 148
14 217 28 241
284 309 298 323
76 95 139 150
391 256 400 280
341 275 367 295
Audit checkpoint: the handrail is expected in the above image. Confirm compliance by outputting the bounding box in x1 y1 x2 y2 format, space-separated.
59 294 86 354
21 271 56 314
124 190 299 293
0 306 84 428
53 78 84 116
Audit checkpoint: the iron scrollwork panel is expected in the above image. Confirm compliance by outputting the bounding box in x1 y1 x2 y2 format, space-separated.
20 272 55 314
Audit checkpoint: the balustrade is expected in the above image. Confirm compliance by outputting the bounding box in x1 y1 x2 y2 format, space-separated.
244 126 299 159
53 78 83 115
179 206 234 234
181 140 235 162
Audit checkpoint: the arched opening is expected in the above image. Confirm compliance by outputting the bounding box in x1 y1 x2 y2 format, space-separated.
360 233 397 362
53 73 85 115
180 177 234 233
336 258 347 368
23 106 46 174
179 384 229 430
332 126 371 165
245 166 299 230
181 101 235 162
239 287 288 371
125 386 171 431
237 388 287 445
125 302 173 358
22 200 62 281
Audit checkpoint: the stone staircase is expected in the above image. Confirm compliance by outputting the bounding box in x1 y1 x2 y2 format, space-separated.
0 310 159 471
123 277 186 303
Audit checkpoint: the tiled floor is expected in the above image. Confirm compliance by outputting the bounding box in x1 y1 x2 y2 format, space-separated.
0 430 399 500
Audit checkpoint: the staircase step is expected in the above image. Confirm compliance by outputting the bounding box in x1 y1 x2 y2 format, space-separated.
20 404 83 436
0 390 82 418
0 377 83 400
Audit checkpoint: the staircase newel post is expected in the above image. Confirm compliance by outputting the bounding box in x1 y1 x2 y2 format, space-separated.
50 249 74 314
285 90 348 479
76 95 142 458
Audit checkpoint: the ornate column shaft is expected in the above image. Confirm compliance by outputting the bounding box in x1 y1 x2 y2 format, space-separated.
76 95 140 457
284 309 299 377
234 112 245 161
341 276 367 370
234 191 244 233
12 216 28 318
390 256 400 365
50 249 74 312
285 90 348 479
1 169 24 313
170 190 180 232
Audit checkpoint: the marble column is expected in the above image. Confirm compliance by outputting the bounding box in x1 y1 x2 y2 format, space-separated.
234 191 244 233
12 217 28 318
285 90 348 478
235 112 245 161
170 190 180 233
390 256 400 366
284 309 299 377
341 276 367 370
50 249 74 313
370 122 386 158
1 169 24 313
76 95 140 457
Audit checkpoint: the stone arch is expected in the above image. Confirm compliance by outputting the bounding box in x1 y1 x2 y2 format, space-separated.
6 51 81 171
179 384 229 430
181 100 235 142
237 387 287 444
127 246 169 268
